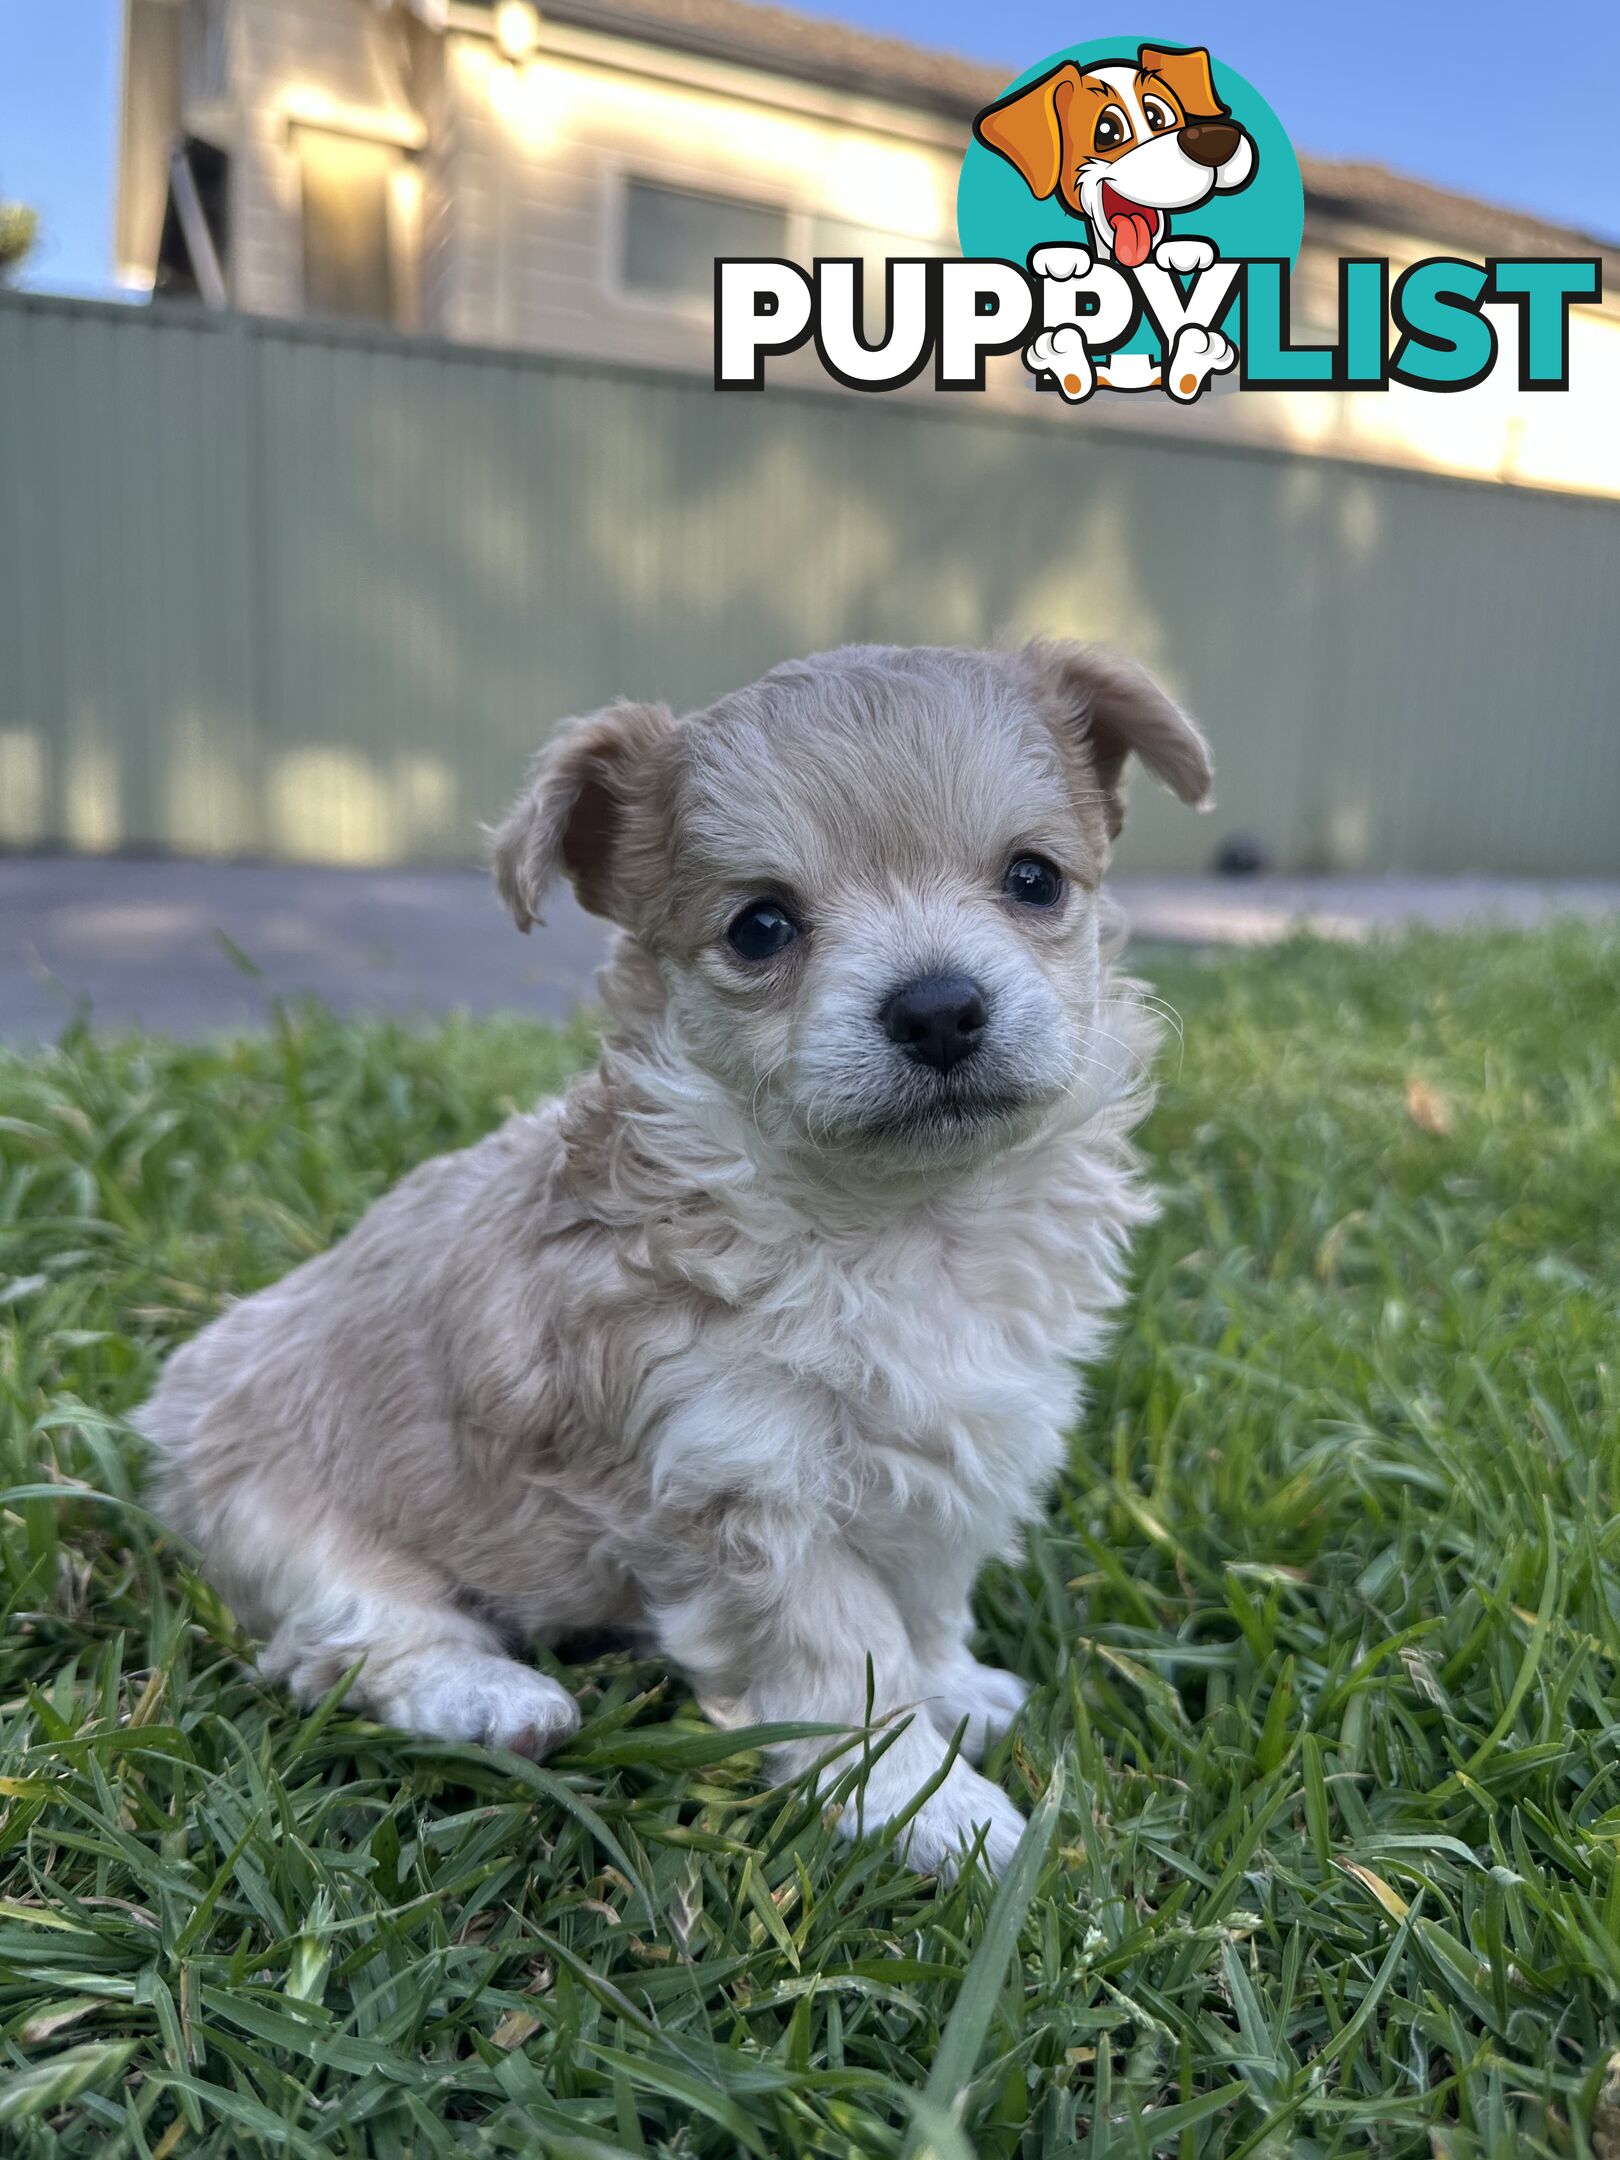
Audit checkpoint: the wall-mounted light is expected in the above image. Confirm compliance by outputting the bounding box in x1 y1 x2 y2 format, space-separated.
494 1 542 62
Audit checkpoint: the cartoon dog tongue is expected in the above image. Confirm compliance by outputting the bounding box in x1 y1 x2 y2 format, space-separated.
1103 187 1157 268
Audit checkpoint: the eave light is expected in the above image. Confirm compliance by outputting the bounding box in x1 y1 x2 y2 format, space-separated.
494 2 542 62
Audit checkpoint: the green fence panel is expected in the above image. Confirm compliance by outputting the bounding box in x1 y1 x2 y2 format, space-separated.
2 291 1616 873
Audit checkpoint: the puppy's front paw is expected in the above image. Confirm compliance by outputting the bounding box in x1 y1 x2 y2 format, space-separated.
899 1761 1027 1880
924 1656 1031 1760
479 1668 583 1759
377 1651 581 1759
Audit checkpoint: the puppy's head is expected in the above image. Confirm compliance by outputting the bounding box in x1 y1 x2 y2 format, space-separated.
974 45 1255 264
493 645 1212 1169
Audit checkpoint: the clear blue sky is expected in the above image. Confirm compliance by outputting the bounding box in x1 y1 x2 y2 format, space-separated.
3 0 1616 296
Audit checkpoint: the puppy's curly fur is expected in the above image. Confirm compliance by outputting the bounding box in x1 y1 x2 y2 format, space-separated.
139 642 1212 1877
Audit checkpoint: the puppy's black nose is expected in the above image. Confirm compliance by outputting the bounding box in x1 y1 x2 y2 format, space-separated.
881 973 988 1073
1180 120 1242 168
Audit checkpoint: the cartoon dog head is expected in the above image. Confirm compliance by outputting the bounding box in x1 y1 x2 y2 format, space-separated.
974 44 1256 267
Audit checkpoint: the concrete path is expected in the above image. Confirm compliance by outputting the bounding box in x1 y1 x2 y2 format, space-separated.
3 856 1617 1044
0 858 602 1044
1114 874 1620 945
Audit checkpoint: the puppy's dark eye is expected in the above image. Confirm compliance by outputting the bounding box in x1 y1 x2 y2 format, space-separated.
727 900 800 961
1142 97 1177 133
1094 106 1129 150
1002 855 1065 908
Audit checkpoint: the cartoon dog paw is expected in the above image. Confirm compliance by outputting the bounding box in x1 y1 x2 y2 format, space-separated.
1025 326 1094 403
1154 235 1217 275
1165 322 1236 401
1029 244 1092 283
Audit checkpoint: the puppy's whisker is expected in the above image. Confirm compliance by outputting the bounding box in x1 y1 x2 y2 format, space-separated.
1134 991 1184 1033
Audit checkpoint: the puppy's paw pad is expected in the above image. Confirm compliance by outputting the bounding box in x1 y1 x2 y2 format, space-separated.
492 1715 577 1759
1154 235 1216 274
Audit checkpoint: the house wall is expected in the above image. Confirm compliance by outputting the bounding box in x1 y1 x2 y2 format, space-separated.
222 0 427 321
175 0 1620 499
426 21 960 373
4 291 1617 878
1240 210 1620 496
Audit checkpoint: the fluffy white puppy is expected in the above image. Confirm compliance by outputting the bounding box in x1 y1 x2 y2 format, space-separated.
139 643 1213 1877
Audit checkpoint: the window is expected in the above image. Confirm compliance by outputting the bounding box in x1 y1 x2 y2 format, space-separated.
155 137 230 304
300 130 397 323
621 180 790 307
809 216 948 325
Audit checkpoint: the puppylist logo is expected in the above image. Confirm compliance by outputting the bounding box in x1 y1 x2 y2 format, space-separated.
714 38 1601 402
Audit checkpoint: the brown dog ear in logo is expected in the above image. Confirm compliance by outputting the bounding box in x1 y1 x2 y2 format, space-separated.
973 63 1083 202
1137 44 1228 120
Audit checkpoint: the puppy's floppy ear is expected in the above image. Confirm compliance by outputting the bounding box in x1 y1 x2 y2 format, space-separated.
973 64 1082 202
1138 44 1227 119
490 700 674 931
1029 642 1214 841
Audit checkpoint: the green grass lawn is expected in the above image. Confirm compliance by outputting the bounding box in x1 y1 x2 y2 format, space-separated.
3 926 1619 2158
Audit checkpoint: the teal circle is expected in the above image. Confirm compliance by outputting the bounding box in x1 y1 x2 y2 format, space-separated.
956 37 1303 359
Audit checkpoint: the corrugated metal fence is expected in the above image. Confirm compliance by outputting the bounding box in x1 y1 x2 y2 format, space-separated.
3 290 1618 875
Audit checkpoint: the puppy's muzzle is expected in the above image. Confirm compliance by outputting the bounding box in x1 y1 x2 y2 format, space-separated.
1179 121 1242 168
881 973 987 1075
